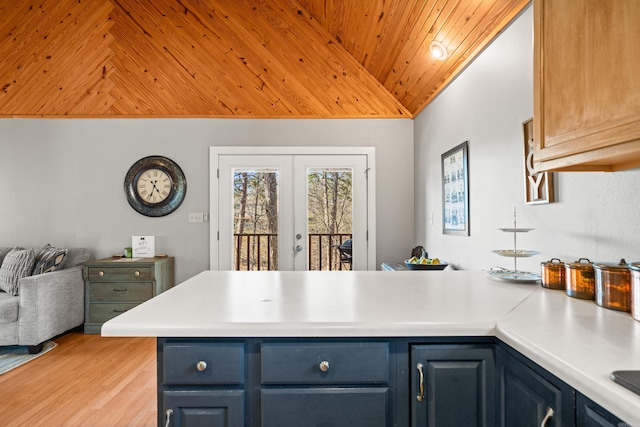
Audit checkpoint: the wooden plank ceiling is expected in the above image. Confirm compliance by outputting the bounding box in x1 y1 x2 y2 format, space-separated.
0 0 529 118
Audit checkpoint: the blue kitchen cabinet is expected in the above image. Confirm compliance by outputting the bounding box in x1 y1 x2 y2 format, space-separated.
497 343 575 426
410 344 496 427
157 338 629 427
576 392 625 427
260 341 391 427
158 340 247 427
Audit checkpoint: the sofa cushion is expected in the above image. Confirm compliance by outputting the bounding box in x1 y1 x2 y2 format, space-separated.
32 244 68 275
0 248 36 296
0 291 19 324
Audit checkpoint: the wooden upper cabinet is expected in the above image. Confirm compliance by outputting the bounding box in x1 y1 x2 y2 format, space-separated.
533 0 640 171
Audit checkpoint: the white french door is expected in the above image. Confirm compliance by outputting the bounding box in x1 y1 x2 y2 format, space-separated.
210 147 375 271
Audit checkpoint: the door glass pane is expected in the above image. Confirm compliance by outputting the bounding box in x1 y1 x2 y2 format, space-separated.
232 168 279 270
306 167 353 271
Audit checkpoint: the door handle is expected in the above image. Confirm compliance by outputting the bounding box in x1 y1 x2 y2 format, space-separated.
416 363 425 402
540 407 554 427
294 245 303 253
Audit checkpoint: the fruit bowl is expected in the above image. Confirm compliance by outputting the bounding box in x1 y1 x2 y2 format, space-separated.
404 259 448 270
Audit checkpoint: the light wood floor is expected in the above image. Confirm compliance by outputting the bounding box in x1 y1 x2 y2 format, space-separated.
0 331 156 426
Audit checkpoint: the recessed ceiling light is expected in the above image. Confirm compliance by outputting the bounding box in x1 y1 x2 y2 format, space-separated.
430 40 449 60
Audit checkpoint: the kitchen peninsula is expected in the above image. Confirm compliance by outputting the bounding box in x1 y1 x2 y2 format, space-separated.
102 270 640 426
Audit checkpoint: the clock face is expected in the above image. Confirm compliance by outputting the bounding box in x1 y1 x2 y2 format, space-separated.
136 168 173 204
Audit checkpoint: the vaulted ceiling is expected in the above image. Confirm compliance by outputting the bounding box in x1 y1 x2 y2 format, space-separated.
0 0 530 118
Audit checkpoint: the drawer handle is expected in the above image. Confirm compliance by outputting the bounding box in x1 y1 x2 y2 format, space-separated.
540 407 554 427
98 271 104 277
416 363 425 402
113 309 128 314
113 288 128 293
164 409 173 427
134 270 140 277
196 360 207 372
319 360 330 372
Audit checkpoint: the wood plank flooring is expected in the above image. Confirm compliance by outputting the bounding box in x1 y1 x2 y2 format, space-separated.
0 331 156 426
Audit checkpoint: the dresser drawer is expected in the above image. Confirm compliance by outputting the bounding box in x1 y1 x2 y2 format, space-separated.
89 282 153 302
88 303 138 323
163 342 245 385
86 266 153 282
261 342 389 385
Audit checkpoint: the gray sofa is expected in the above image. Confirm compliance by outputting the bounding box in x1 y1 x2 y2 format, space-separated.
0 247 93 353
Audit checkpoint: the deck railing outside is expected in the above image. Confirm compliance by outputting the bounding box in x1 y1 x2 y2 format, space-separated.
234 233 352 271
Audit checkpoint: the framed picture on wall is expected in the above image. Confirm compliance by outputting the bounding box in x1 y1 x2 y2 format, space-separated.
442 141 469 236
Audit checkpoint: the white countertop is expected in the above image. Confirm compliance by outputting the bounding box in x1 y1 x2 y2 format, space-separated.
102 270 640 424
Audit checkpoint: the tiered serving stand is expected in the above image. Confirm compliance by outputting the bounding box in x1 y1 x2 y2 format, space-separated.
487 208 541 283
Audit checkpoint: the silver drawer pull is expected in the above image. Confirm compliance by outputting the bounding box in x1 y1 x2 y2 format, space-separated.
134 270 140 277
98 271 104 277
416 363 425 402
540 407 554 427
113 309 128 314
319 360 330 372
113 288 127 293
196 360 207 372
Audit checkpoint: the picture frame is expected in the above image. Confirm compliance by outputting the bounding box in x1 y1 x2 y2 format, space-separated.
442 141 469 236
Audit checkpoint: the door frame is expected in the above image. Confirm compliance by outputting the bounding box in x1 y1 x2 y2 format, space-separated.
209 146 376 271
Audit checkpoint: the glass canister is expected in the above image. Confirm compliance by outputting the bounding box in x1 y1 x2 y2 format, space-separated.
594 259 631 312
541 258 565 290
629 262 640 321
565 258 595 300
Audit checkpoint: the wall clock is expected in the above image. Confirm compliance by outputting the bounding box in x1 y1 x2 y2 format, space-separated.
124 156 187 217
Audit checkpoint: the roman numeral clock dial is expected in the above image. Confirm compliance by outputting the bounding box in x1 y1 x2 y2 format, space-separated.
124 156 187 217
136 169 171 204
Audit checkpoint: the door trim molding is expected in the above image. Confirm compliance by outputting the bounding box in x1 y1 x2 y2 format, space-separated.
209 146 376 270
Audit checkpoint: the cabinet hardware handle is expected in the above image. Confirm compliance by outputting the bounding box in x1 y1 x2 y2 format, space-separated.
196 360 207 372
134 270 140 277
113 288 127 293
164 409 173 427
319 360 330 372
98 271 104 277
416 363 425 402
113 309 127 314
540 407 554 427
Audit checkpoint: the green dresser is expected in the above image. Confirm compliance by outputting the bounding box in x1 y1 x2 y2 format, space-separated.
83 256 174 334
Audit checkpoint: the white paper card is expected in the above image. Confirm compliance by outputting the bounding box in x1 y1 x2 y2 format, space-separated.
132 236 156 258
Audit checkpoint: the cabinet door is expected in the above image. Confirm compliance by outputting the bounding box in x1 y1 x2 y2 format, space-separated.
162 390 244 427
576 392 624 427
533 0 640 171
261 388 388 427
497 346 574 426
410 345 495 427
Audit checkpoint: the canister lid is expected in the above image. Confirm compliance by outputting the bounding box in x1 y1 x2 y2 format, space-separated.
593 258 628 271
629 262 640 271
564 258 593 270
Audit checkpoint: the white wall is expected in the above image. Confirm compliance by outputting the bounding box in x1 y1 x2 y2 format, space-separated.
0 118 414 282
415 4 640 273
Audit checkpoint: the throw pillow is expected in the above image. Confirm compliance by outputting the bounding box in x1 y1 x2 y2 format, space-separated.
32 244 68 275
0 248 36 296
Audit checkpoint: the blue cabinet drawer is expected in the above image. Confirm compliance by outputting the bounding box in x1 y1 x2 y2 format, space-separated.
162 342 244 385
261 388 388 427
261 342 389 385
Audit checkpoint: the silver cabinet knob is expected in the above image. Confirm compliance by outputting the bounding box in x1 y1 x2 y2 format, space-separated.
134 270 140 277
295 245 303 253
196 360 207 372
319 360 330 372
98 271 104 277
